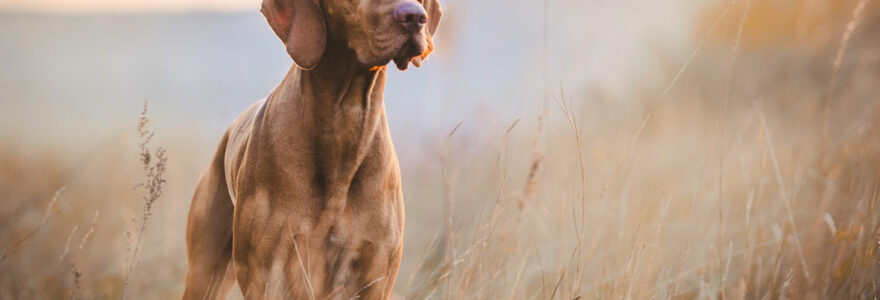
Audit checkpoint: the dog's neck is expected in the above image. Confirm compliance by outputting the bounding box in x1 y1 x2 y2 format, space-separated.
261 45 392 199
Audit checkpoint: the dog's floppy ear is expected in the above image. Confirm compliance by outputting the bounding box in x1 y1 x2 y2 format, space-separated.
261 0 326 70
423 0 442 38
412 0 442 67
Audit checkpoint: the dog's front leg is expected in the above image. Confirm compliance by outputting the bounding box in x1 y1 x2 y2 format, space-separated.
234 196 316 299
232 197 277 299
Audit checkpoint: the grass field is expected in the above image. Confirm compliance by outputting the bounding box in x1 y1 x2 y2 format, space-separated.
1 0 879 299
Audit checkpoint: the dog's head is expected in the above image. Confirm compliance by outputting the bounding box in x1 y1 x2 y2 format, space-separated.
261 0 442 71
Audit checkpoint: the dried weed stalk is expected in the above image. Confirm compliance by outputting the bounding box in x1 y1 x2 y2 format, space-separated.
123 100 168 299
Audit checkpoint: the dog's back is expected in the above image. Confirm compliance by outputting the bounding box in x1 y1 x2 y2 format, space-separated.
182 97 266 298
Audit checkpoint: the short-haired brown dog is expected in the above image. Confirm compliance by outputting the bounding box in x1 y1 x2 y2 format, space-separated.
181 0 441 298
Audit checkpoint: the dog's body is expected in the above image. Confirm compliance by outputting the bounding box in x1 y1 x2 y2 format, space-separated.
182 0 440 299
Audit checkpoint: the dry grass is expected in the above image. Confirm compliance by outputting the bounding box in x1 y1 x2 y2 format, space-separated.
1 0 879 299
123 100 168 299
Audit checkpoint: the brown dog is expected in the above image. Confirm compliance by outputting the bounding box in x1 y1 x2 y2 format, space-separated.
181 0 441 299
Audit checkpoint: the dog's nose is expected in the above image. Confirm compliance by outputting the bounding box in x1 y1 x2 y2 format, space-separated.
394 2 427 32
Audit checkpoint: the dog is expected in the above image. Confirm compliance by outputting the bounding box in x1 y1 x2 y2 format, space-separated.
181 0 441 298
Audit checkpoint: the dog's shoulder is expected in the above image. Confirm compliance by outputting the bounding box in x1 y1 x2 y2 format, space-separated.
223 98 267 203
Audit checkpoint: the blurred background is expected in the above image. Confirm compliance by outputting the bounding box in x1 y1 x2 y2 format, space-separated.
1 0 879 298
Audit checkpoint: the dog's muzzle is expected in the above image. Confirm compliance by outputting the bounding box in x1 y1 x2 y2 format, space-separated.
391 2 429 70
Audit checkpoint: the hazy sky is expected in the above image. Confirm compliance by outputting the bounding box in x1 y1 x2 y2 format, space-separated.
0 0 258 13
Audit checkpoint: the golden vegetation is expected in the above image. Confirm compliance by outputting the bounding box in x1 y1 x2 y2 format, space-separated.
1 0 879 298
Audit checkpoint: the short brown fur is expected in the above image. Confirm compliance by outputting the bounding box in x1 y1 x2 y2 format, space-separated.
182 0 441 299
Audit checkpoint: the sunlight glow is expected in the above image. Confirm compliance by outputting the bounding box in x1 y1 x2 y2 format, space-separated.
0 0 259 13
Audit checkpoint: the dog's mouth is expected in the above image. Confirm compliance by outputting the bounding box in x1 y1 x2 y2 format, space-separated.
391 35 431 71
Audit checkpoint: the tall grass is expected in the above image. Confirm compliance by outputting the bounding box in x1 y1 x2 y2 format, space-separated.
0 0 878 298
123 101 168 299
0 185 65 264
